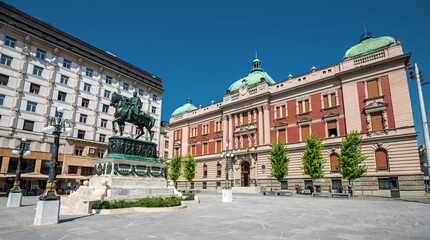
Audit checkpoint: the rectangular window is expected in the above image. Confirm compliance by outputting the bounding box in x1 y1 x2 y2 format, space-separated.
99 134 106 142
33 66 43 76
203 143 208 155
83 83 91 92
243 112 248 125
301 125 310 141
4 36 16 48
102 104 109 113
217 164 222 177
323 95 329 109
243 136 249 148
0 94 5 105
105 76 112 84
367 79 379 98
278 129 286 143
68 165 78 174
0 54 12 66
23 120 34 131
190 182 194 189
151 106 156 114
101 119 107 128
0 74 8 86
203 182 207 189
191 127 197 137
77 130 85 139
370 112 384 131
139 89 144 96
60 75 69 85
123 83 129 90
152 95 157 101
57 91 67 101
281 181 288 190
63 59 71 69
36 49 46 60
175 130 181 140
81 98 89 108
7 158 35 174
81 167 94 176
29 83 40 94
327 121 338 137
98 150 105 158
216 181 221 187
330 93 337 106
191 145 196 156
79 114 87 123
85 68 93 77
304 100 310 112
75 147 84 156
216 141 222 153
104 90 111 98
26 101 37 112
378 178 390 190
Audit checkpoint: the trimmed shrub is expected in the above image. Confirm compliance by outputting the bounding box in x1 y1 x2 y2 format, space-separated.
92 196 181 209
182 193 195 201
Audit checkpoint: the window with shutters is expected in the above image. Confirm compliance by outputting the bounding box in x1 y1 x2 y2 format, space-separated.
202 124 209 135
243 112 248 125
175 130 181 140
243 136 249 148
375 149 389 170
217 163 222 177
330 153 339 172
327 120 338 137
275 105 287 119
215 121 223 132
298 99 310 114
203 164 208 178
301 125 310 141
278 129 286 143
366 79 379 98
190 127 197 138
216 141 222 153
322 92 337 109
191 145 196 156
203 142 208 155
370 112 384 131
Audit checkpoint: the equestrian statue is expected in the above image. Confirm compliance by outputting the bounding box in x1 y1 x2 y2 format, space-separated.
110 91 155 140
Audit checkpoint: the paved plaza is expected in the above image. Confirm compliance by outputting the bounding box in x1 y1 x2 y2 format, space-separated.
1 193 430 240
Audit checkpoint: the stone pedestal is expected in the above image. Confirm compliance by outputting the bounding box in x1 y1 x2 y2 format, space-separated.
222 188 232 202
6 192 22 207
34 200 60 226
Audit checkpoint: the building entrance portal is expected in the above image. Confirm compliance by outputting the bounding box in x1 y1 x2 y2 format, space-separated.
241 161 250 187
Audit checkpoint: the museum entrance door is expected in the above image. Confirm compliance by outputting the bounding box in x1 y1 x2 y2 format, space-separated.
241 161 250 187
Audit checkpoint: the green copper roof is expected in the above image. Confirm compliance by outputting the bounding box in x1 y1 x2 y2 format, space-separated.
172 99 198 117
227 57 275 94
344 33 395 59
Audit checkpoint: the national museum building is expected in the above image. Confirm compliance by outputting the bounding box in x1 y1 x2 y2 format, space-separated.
169 32 424 196
0 3 163 193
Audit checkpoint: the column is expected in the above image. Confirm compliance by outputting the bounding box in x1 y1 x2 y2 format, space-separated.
239 113 243 126
222 115 228 150
263 104 270 144
257 106 264 145
228 114 233 149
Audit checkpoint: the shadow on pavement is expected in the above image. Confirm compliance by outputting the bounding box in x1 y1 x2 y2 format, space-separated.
59 215 92 223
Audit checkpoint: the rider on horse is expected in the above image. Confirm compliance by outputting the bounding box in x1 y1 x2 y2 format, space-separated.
127 91 142 121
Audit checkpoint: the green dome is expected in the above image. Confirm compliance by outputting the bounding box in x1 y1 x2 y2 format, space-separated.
227 58 275 94
172 99 198 117
344 33 395 59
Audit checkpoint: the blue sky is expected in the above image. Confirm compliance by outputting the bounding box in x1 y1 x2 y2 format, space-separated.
5 0 430 146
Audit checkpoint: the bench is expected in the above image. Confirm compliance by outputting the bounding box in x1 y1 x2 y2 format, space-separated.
263 191 293 196
312 192 350 198
181 190 200 194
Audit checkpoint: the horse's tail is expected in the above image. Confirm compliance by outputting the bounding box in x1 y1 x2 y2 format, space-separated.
149 116 156 129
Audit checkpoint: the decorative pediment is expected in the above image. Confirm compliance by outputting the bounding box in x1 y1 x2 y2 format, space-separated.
297 117 312 124
322 112 340 121
364 101 388 113
190 140 197 144
201 137 209 142
274 122 288 129
214 135 223 139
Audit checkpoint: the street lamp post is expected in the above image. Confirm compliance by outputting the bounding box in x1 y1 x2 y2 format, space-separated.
34 107 72 225
220 143 234 202
6 138 31 207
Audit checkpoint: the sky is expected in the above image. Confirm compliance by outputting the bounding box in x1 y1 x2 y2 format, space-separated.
4 0 430 146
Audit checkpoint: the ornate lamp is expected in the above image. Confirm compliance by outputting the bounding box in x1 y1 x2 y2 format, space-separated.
220 143 234 202
10 138 31 193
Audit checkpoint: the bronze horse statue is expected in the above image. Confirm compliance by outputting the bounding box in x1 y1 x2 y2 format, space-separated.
110 92 155 140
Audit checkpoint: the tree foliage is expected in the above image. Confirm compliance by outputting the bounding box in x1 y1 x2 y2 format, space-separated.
302 133 326 180
182 154 197 183
269 140 290 182
168 155 182 182
337 131 368 183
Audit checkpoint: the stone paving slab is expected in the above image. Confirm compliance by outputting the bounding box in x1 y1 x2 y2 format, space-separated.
0 193 430 239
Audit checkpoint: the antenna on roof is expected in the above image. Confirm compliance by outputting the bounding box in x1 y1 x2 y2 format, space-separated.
255 51 258 59
364 24 367 33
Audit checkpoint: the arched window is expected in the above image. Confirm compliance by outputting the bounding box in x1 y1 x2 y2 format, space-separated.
375 149 388 170
203 164 208 178
330 153 339 172
217 163 222 177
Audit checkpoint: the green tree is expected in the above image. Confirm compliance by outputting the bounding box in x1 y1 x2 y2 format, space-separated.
337 131 368 196
302 133 326 189
182 154 197 189
168 155 182 184
269 140 290 184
